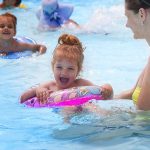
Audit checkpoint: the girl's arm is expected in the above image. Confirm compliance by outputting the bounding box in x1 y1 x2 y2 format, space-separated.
20 82 53 103
16 42 47 54
77 79 114 99
20 88 36 103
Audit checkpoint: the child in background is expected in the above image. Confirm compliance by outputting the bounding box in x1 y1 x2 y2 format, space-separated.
37 0 79 31
20 34 113 115
0 12 46 56
0 0 26 9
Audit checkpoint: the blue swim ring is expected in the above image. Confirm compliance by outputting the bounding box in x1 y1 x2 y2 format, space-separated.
0 37 36 59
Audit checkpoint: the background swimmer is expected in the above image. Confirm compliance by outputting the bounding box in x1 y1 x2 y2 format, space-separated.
0 12 47 56
0 0 26 8
36 0 79 31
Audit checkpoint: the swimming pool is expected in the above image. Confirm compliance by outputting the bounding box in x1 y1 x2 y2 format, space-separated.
0 0 150 150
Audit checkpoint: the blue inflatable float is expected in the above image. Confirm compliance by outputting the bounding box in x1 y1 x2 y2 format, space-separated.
1 37 36 59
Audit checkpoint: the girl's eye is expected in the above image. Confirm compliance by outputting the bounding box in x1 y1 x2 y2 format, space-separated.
68 67 74 70
0 24 13 29
7 25 13 29
56 66 62 69
0 24 5 28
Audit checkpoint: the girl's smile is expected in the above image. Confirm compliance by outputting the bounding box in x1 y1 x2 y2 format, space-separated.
53 58 79 89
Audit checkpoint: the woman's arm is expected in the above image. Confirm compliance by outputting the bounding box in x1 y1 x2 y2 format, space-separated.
114 69 143 100
114 88 134 100
65 19 80 28
138 58 150 110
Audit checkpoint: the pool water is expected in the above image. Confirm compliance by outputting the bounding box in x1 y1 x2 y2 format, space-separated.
0 0 150 150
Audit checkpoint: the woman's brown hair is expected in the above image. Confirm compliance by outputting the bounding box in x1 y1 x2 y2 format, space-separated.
125 0 150 13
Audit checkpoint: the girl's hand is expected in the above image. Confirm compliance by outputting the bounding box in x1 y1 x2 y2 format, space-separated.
36 87 52 104
101 84 113 99
0 52 7 56
38 45 47 54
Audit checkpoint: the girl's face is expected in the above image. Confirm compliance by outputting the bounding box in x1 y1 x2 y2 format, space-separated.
0 17 15 40
53 58 79 89
3 0 16 6
125 4 144 39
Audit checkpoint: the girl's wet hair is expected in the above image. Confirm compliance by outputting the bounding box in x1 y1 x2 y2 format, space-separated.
3 0 21 7
15 0 21 6
0 12 17 33
52 34 85 73
125 0 150 13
